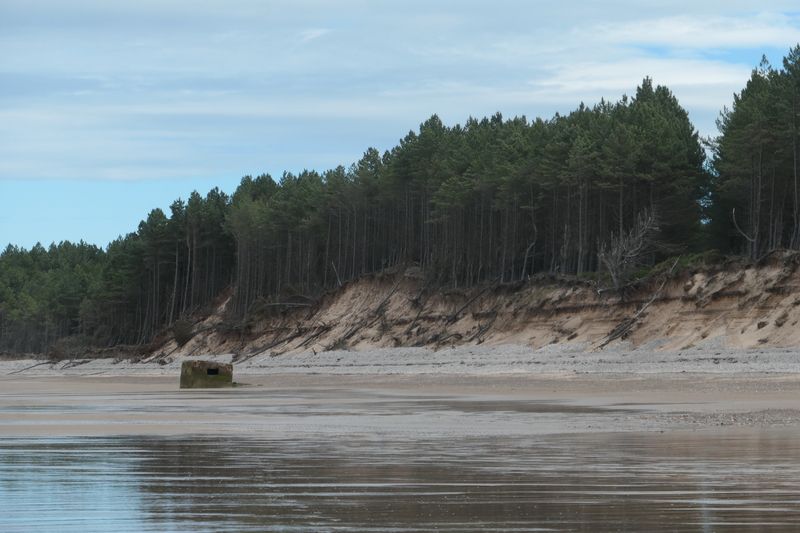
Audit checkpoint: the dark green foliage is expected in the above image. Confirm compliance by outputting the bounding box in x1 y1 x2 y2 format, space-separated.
711 47 800 258
48 334 93 361
6 67 772 354
0 188 234 352
0 241 104 353
222 82 707 318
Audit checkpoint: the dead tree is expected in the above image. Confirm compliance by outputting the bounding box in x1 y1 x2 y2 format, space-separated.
597 210 659 290
731 208 757 259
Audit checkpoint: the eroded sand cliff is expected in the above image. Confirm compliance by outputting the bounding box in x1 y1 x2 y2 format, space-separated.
149 251 800 361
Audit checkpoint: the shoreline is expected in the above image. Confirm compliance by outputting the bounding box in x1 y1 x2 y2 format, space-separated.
1 350 799 438
3 343 800 377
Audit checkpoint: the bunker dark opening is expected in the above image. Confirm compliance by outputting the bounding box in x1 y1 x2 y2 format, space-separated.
207 368 219 375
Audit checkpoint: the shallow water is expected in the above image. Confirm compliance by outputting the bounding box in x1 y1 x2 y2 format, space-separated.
2 430 800 532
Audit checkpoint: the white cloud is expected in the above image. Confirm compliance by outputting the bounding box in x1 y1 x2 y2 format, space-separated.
531 58 750 102
298 28 330 44
2 1 800 186
592 12 800 49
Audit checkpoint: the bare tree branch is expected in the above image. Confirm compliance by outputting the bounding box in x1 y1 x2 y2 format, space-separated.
731 208 756 243
597 209 659 290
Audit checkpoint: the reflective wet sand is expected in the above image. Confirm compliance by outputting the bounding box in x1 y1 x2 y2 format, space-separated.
1 374 800 531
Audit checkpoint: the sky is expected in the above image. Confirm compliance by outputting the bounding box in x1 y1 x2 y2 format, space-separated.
2 1 800 249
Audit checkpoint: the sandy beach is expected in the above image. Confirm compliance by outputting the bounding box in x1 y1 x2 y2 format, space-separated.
4 347 800 531
2 345 800 438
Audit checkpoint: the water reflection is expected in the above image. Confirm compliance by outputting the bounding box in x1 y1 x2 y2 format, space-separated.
1 431 799 531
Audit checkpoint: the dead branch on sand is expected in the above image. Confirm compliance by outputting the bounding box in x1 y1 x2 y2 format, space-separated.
597 257 679 349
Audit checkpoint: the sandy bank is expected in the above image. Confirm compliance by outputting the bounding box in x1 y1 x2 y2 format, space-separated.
142 251 800 360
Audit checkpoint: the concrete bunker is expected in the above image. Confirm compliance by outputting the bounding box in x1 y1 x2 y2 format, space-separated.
180 360 233 389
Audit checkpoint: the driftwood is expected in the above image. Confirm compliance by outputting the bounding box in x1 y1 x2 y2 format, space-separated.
446 278 499 325
8 361 54 375
298 323 332 348
468 311 498 343
61 359 91 369
597 257 679 349
233 329 294 361
324 280 402 350
245 329 305 360
372 280 401 317
434 332 463 346
406 281 434 334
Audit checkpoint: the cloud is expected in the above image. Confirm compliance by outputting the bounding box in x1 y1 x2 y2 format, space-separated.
298 28 330 44
592 12 800 49
2 1 800 187
530 58 750 103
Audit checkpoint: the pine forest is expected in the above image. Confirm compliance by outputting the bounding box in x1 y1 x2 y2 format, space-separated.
3 47 800 354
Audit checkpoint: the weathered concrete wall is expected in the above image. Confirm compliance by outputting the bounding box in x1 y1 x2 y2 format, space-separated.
180 360 233 388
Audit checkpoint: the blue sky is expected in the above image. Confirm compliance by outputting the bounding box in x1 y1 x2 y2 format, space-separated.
2 0 800 249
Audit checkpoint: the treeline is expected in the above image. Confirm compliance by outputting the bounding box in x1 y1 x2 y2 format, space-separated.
0 191 234 352
2 46 799 354
711 47 800 258
226 77 704 316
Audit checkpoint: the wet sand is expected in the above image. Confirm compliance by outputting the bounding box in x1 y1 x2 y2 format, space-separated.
3 430 800 532
2 357 800 530
1 372 800 437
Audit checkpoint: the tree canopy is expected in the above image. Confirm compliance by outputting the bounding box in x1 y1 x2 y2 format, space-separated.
710 47 800 258
4 47 800 354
